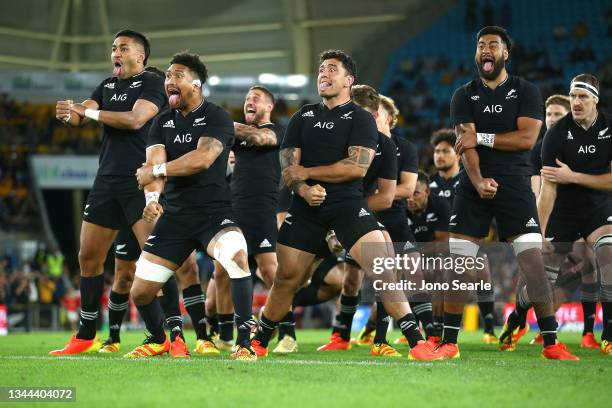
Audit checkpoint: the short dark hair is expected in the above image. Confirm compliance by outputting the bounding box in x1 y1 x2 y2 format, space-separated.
249 85 275 105
319 49 357 80
417 171 430 186
351 84 380 113
145 66 165 78
477 26 513 52
169 52 208 83
431 128 456 147
115 29 151 65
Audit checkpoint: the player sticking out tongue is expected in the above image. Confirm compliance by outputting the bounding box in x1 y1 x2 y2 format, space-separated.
113 60 123 77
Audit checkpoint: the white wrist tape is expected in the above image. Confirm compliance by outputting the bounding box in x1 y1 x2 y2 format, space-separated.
152 163 167 177
476 133 496 148
84 108 100 121
145 192 159 205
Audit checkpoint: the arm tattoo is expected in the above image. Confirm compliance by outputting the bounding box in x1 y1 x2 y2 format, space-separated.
198 136 224 160
280 147 306 193
341 146 375 169
234 123 278 146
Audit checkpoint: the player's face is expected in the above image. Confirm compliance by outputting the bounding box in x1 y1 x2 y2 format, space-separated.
375 105 390 131
111 36 144 78
165 64 198 109
569 88 597 122
244 90 272 125
545 104 569 130
433 141 458 171
408 182 429 212
318 59 353 98
475 34 507 81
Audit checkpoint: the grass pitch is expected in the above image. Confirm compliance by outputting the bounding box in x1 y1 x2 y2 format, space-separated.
0 330 609 407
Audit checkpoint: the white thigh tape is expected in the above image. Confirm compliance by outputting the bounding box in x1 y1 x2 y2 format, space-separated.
135 256 174 283
512 233 542 255
449 237 480 258
213 230 250 279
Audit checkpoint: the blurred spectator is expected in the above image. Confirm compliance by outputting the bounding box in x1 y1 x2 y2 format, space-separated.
8 269 31 330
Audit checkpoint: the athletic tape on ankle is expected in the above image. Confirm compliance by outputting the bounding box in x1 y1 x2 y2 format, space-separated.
511 233 542 255
213 230 250 279
135 256 174 283
449 237 480 258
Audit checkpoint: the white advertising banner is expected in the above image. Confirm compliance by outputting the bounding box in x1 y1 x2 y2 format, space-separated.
30 155 98 189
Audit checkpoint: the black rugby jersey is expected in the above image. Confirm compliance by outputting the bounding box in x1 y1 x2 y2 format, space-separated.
450 75 543 177
147 100 234 212
376 133 418 224
363 132 397 197
541 110 611 208
231 122 285 210
281 100 378 206
90 70 167 176
407 194 450 243
429 172 460 206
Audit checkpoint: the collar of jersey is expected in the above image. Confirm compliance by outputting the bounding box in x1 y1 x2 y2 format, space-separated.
174 99 205 117
479 74 509 90
116 69 145 84
257 122 274 128
319 99 352 111
573 111 599 131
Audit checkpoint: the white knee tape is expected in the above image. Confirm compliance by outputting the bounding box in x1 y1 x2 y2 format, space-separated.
213 230 250 279
449 237 480 258
135 256 174 283
594 234 612 252
512 233 542 255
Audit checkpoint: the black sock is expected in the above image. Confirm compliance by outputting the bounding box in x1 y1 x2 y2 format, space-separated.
278 311 296 340
160 277 183 341
136 298 166 344
182 284 209 340
478 301 495 334
331 314 342 334
410 299 435 337
397 313 423 348
433 315 444 337
206 314 219 337
373 302 389 344
76 275 104 340
218 314 234 342
293 285 320 306
107 290 129 343
338 295 359 341
365 315 376 333
582 301 597 335
602 302 612 341
514 289 531 329
538 315 558 346
230 276 255 347
253 313 277 348
442 312 463 344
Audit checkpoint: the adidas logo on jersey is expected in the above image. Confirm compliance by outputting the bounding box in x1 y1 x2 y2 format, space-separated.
358 208 370 217
506 88 518 99
429 181 438 188
220 219 233 225
567 130 573 140
340 111 353 120
163 119 175 128
403 241 415 250
259 239 272 248
526 218 538 228
130 80 143 88
302 110 314 117
104 82 115 89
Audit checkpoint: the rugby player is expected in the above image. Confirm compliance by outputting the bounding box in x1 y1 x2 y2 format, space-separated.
439 26 577 360
250 50 437 360
125 52 256 360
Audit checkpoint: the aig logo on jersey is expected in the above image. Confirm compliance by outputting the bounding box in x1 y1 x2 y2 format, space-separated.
110 93 128 102
578 145 596 154
174 133 192 143
314 121 334 129
483 105 502 113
